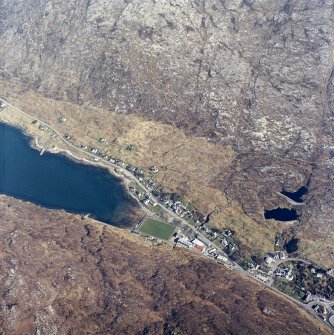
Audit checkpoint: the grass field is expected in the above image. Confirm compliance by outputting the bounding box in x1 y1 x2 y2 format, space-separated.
139 217 176 240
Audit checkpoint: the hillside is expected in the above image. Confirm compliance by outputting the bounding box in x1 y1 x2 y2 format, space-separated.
0 195 330 335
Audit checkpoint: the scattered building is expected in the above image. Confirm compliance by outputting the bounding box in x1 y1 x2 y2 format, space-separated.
216 254 228 262
312 304 328 321
259 266 273 276
192 238 208 253
221 238 228 248
39 124 48 130
275 267 293 281
223 229 233 237
149 166 159 173
276 251 286 260
265 253 277 265
99 138 108 145
177 238 193 248
248 263 260 271
175 235 194 248
208 248 217 255
115 159 125 166
0 101 7 108
302 291 313 303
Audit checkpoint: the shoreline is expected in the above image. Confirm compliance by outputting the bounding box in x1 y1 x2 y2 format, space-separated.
0 119 145 223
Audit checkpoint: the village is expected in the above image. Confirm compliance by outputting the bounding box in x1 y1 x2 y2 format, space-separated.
48 117 334 330
1 100 334 331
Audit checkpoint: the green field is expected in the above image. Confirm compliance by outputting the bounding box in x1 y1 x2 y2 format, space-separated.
139 217 176 240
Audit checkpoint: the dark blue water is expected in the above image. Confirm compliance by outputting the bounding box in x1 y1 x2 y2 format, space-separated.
0 123 139 227
284 238 299 253
264 208 299 221
281 186 308 203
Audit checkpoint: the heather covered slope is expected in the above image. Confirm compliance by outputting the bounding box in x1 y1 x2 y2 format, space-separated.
0 195 330 335
0 0 333 264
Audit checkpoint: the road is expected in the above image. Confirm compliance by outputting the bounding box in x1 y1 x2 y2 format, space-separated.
1 96 333 332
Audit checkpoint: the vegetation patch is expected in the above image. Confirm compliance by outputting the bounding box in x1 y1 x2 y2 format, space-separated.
139 217 176 240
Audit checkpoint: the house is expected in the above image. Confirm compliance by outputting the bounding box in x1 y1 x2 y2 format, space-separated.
217 255 228 262
275 236 280 246
223 229 233 237
227 243 237 252
208 248 217 255
313 305 328 315
192 238 206 248
135 168 144 176
265 253 276 265
221 238 228 247
126 165 136 173
149 166 159 173
276 251 286 260
210 230 219 238
99 138 108 144
259 266 272 275
192 238 208 252
176 237 193 248
248 263 260 271
115 159 125 166
58 116 67 123
195 236 209 247
265 256 274 265
275 267 293 281
91 147 98 154
285 268 293 281
302 291 312 303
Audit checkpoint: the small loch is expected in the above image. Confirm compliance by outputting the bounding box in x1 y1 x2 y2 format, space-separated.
281 186 308 203
264 208 299 221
